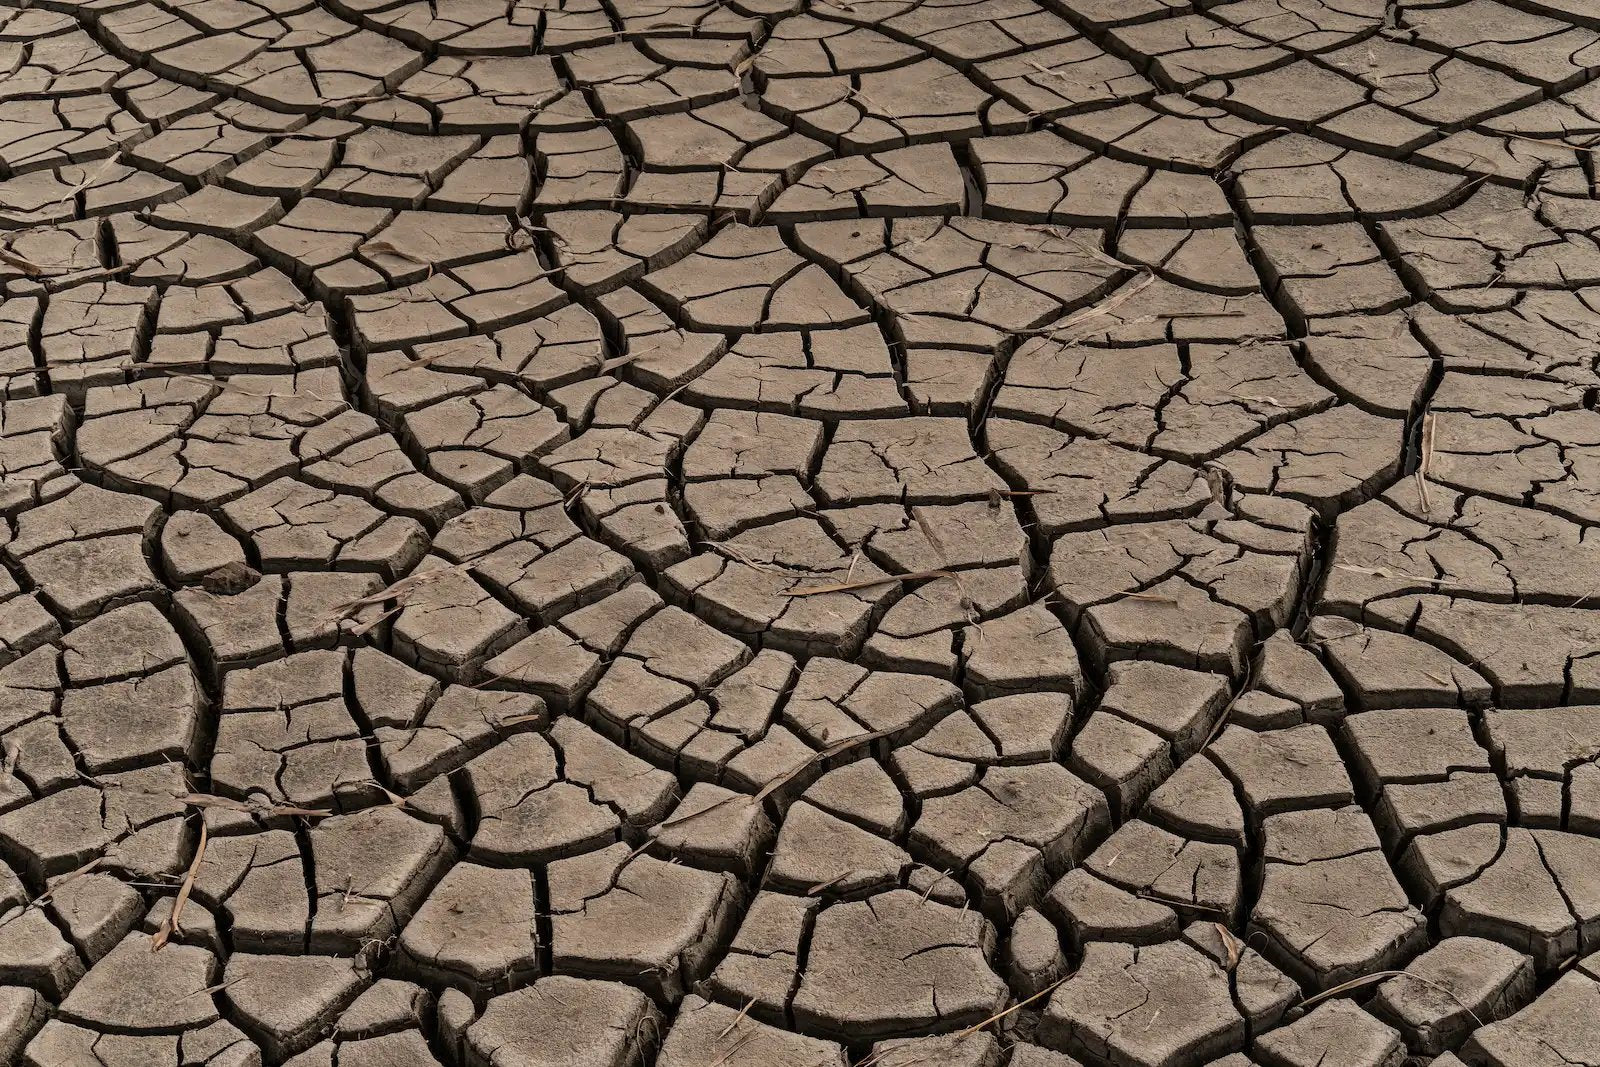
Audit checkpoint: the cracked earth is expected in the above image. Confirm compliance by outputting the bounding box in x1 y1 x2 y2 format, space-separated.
1 0 1600 1064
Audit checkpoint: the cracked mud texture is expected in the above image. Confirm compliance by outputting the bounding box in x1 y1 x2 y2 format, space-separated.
2 0 1600 1065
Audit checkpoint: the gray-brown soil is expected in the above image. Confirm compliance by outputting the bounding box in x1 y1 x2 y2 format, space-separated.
0 0 1598 1064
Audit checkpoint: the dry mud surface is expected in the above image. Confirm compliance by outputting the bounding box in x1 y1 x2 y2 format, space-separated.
2 0 1600 1064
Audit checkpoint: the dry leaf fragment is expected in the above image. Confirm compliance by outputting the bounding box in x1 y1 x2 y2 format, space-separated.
1212 922 1242 971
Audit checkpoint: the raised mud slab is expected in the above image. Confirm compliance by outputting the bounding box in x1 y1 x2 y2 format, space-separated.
1 0 1599 1064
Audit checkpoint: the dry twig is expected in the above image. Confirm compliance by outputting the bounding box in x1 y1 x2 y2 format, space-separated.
152 821 207 951
1297 970 1483 1027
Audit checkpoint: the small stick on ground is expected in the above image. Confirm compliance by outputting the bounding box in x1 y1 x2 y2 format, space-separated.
709 1031 755 1067
807 869 858 896
1332 563 1462 587
357 240 436 278
716 998 757 1041
0 245 43 276
176 792 332 819
1415 411 1436 514
1134 891 1228 914
1296 970 1483 1027
30 857 102 909
1013 271 1156 341
153 821 207 951
855 973 1074 1067
701 540 814 580
1119 590 1180 604
786 567 958 597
